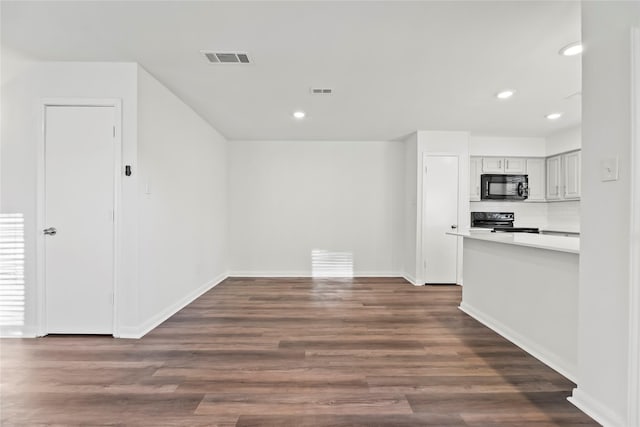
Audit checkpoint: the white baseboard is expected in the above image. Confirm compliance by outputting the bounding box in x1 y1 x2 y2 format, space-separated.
228 271 310 278
0 326 37 338
117 273 228 339
402 274 421 286
568 388 625 427
352 272 404 277
228 271 403 278
459 301 577 382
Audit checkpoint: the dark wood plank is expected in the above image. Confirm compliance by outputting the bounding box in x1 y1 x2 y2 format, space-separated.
236 413 467 426
195 391 413 416
0 277 597 426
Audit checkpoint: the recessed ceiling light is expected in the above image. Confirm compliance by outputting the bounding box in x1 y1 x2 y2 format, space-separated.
496 90 515 99
559 42 583 56
293 111 306 119
546 112 563 120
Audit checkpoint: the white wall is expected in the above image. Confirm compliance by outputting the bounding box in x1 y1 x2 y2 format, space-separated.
135 67 228 334
569 3 640 426
0 61 229 338
228 140 404 276
469 136 546 157
546 201 580 232
403 133 419 283
0 46 36 87
630 27 640 427
0 61 139 336
546 126 581 156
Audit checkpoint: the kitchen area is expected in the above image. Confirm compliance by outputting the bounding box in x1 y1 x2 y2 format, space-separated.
449 126 582 383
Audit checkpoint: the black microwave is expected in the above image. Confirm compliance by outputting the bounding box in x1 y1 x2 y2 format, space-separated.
481 174 529 200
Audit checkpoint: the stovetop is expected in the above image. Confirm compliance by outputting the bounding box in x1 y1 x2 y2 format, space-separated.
471 212 540 233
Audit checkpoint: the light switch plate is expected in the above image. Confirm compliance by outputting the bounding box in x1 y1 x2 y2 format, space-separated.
601 157 619 182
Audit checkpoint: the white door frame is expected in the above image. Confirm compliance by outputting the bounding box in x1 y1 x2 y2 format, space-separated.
628 26 640 427
36 98 122 337
419 152 461 285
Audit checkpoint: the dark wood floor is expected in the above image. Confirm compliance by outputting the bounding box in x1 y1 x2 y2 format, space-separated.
1 277 597 426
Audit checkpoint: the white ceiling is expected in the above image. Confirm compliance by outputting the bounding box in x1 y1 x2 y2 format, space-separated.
1 1 581 141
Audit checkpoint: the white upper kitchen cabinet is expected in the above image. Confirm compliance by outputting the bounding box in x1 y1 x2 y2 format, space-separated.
481 157 504 173
470 157 482 201
525 158 546 201
563 151 581 199
481 157 526 173
546 150 580 201
504 158 526 174
546 155 562 200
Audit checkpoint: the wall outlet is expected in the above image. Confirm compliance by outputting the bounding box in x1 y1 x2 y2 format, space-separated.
601 157 619 182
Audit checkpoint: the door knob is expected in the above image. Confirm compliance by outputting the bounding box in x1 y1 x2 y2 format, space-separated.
43 227 57 236
451 225 458 229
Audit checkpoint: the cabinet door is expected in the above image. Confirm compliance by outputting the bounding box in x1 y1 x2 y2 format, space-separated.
563 151 581 199
482 157 504 173
470 157 482 201
504 157 526 174
546 156 561 200
525 158 546 201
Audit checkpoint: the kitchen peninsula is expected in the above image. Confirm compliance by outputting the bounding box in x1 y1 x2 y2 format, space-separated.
449 230 580 381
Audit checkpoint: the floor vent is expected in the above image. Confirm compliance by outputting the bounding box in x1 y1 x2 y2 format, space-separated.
310 88 333 95
202 51 250 64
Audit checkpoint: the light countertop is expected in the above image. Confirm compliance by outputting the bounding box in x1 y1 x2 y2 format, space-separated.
512 225 580 234
447 230 579 254
540 228 580 235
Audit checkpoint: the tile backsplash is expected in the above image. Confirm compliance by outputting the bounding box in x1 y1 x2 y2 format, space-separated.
546 200 580 231
470 200 580 231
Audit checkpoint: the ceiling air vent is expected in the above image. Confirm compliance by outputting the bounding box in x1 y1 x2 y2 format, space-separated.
202 51 250 64
310 87 333 95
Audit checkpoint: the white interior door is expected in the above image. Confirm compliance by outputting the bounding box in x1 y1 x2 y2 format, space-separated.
423 155 459 284
44 105 115 334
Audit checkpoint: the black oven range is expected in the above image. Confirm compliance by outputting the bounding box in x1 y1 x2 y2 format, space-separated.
470 212 540 234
